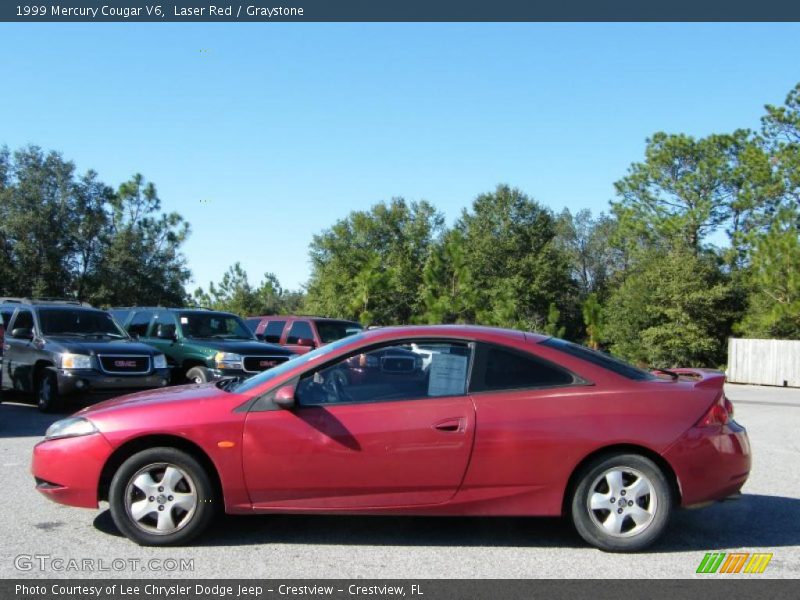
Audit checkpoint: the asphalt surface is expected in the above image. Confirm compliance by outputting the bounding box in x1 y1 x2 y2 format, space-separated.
0 384 798 579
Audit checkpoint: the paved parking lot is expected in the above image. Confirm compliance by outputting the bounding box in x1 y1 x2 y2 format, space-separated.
1 384 798 579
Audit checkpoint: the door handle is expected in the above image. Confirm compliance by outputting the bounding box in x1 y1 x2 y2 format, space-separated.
433 418 465 433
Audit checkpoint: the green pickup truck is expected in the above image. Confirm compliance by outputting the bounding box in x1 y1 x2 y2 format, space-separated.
110 307 295 383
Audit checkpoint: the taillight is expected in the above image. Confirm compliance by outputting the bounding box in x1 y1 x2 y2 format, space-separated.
697 393 733 427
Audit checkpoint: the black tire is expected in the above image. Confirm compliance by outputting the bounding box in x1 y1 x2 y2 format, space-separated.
36 367 63 413
570 453 672 552
185 366 211 384
108 447 217 546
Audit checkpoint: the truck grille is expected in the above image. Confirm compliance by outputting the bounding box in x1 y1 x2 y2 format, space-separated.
243 356 289 373
98 355 151 375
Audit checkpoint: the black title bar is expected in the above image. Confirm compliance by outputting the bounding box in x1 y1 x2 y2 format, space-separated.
2 1 800 22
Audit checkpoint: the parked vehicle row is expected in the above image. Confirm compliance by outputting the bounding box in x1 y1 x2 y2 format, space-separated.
1 298 363 411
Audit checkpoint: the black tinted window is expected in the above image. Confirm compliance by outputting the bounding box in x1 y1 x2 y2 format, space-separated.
315 320 363 344
245 318 261 333
264 320 286 343
540 338 656 381
12 310 33 331
287 321 314 344
474 345 574 391
127 311 153 337
0 310 13 327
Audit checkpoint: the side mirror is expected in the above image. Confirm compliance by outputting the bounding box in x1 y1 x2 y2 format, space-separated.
11 327 33 340
295 338 315 348
156 324 177 340
254 332 265 341
274 384 296 409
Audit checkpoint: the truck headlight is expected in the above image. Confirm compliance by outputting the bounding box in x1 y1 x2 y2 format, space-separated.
153 354 168 369
45 417 98 441
61 353 92 370
214 352 243 370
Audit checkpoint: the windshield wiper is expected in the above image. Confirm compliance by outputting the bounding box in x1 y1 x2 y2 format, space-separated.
86 332 126 338
652 367 680 381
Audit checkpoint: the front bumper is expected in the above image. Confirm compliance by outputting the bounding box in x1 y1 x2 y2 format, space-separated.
32 432 113 508
55 368 171 396
664 419 752 507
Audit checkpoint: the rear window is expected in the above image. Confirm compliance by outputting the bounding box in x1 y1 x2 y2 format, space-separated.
315 320 364 344
541 338 656 381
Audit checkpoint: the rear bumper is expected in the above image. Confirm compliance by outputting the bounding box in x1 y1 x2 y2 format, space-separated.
31 432 113 508
664 420 751 507
56 368 171 396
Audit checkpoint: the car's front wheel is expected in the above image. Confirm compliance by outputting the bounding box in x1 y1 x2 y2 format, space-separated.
570 453 672 552
185 366 211 384
36 368 63 413
108 447 216 546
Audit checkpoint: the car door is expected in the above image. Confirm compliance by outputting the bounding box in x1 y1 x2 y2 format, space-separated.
2 308 37 392
242 339 476 509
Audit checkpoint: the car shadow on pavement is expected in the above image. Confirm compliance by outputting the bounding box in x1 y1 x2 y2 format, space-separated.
0 399 72 438
92 493 800 551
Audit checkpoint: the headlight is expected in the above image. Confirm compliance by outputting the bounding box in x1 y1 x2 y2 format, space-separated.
61 353 92 370
153 354 168 369
44 417 98 441
214 352 243 369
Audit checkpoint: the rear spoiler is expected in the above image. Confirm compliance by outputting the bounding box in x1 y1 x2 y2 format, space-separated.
666 368 726 390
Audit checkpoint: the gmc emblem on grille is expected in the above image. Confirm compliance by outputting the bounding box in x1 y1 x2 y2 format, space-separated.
114 360 138 368
259 360 277 368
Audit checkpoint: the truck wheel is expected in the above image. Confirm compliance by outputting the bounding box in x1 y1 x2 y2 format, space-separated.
36 368 64 413
185 366 211 384
109 447 217 546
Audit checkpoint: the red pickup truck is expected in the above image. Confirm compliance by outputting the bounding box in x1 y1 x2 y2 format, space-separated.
245 315 363 354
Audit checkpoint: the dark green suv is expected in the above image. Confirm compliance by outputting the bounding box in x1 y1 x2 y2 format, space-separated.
110 307 295 383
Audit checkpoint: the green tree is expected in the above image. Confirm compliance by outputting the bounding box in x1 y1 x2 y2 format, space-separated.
193 264 305 316
582 293 604 349
604 247 735 367
88 174 190 306
737 208 800 338
454 185 576 332
306 198 444 324
611 130 771 258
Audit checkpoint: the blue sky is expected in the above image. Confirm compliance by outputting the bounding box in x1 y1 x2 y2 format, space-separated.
2 23 799 291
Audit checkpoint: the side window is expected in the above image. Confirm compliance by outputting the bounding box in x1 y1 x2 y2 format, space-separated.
127 311 153 337
264 320 287 343
149 311 178 338
1 310 13 328
472 344 575 392
245 318 261 334
286 321 313 344
12 310 34 332
296 341 472 406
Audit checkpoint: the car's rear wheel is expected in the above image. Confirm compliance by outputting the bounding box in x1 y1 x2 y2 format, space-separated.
570 453 672 552
186 366 211 384
109 447 216 546
36 368 63 413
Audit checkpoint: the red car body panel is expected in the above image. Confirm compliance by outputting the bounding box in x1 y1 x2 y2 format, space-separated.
31 325 750 518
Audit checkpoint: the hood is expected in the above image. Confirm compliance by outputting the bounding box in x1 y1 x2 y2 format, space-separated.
76 382 223 416
183 338 293 356
44 336 158 356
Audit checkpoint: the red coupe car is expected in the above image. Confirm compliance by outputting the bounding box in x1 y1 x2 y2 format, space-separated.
31 325 750 551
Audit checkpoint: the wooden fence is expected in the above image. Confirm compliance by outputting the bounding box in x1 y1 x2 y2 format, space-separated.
727 338 800 387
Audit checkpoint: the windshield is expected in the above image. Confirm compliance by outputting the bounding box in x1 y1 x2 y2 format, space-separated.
179 312 254 340
39 309 128 338
231 333 366 394
315 320 364 344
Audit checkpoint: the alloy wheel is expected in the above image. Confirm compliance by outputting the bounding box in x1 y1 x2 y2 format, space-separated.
124 463 198 535
586 467 657 538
